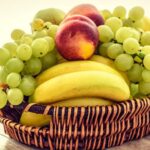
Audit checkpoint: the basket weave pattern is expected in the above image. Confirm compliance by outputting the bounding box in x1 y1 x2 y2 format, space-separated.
1 98 150 149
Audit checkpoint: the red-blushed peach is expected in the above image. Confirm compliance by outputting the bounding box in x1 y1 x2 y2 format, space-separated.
66 4 104 26
62 14 96 27
61 15 98 36
55 17 99 60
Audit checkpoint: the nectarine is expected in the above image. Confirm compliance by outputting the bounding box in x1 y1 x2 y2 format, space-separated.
66 4 104 26
55 15 99 60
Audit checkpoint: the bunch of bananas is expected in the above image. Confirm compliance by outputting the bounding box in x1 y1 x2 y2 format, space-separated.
20 55 130 127
34 55 130 104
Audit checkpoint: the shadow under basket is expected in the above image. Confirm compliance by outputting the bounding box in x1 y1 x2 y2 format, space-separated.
0 98 150 150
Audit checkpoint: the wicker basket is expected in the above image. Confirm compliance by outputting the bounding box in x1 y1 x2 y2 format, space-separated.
0 98 150 149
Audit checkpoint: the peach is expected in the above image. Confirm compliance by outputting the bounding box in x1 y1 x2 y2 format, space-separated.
55 15 99 60
61 15 98 36
62 14 96 27
66 4 104 26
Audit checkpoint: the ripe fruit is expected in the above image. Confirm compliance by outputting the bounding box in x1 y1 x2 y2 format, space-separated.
20 111 51 127
55 15 99 60
36 60 126 85
66 4 104 26
34 8 66 25
33 71 130 104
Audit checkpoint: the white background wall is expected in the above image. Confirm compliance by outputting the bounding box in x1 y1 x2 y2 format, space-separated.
0 0 150 46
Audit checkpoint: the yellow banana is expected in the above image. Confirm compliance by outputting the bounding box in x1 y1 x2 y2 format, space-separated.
29 96 114 106
21 97 114 127
20 111 51 127
36 60 126 85
52 97 114 106
33 71 130 104
91 55 114 67
91 55 130 85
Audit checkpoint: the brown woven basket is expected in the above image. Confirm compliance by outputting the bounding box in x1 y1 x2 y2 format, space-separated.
0 98 150 149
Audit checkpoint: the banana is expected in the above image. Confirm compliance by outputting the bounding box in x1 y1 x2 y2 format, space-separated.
20 111 51 127
91 55 115 68
57 54 114 65
29 96 114 106
52 97 114 106
36 60 127 85
91 55 130 85
33 71 130 104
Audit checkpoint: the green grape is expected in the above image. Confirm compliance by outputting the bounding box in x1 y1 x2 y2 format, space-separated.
115 27 133 43
11 29 25 41
113 6 126 19
3 42 18 57
98 42 113 57
132 20 143 28
141 31 150 46
131 28 141 41
6 73 21 88
127 64 143 82
115 54 134 71
7 88 23 105
32 38 49 57
47 25 59 38
33 30 48 39
20 34 33 45
0 66 8 83
123 19 133 27
105 17 122 33
44 22 52 29
142 69 150 82
44 36 55 52
101 9 112 20
130 83 139 97
17 44 32 61
143 54 150 70
107 43 123 59
0 90 7 108
0 48 11 65
41 52 57 70
5 58 24 73
98 25 114 42
19 75 36 96
129 6 144 21
141 46 150 55
123 38 140 54
25 58 42 76
139 81 150 95
31 18 44 31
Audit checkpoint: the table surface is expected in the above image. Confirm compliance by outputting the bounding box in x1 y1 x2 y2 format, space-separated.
0 123 150 150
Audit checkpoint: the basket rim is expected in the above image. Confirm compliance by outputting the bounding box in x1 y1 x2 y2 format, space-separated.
1 97 150 123
21 97 150 115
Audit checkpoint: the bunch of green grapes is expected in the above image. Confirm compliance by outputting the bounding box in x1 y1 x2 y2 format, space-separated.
0 19 59 108
99 6 150 97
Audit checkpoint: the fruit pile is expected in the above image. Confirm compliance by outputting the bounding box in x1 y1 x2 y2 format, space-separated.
0 4 150 127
